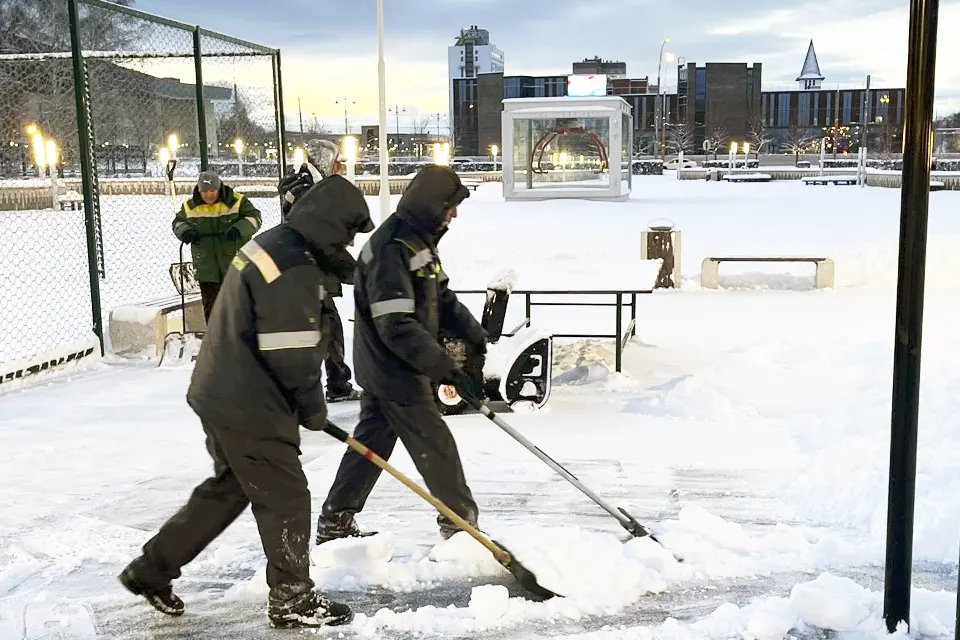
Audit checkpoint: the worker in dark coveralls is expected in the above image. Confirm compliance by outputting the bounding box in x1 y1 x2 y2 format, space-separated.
119 175 374 630
315 164 488 544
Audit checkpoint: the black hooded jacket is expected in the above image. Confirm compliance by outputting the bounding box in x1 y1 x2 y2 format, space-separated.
187 175 372 445
352 165 486 403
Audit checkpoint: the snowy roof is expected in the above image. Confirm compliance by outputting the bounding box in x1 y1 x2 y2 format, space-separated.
796 40 824 81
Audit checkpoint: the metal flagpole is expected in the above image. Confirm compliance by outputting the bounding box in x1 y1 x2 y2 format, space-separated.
376 0 389 226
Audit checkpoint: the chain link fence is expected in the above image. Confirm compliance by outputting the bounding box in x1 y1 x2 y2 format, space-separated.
0 0 284 372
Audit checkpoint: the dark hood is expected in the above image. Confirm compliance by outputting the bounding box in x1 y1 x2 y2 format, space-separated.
395 165 470 236
286 175 373 254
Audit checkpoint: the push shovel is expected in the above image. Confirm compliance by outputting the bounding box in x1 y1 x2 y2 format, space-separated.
322 422 558 600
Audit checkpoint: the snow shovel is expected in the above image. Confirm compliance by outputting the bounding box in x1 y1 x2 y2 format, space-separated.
321 421 558 600
458 392 660 543
159 241 204 367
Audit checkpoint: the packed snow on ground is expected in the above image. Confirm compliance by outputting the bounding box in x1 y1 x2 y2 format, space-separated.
2 176 960 638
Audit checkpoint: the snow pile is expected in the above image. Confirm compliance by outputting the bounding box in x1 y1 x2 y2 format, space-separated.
834 234 960 291
553 573 957 640
225 511 884 637
487 267 518 292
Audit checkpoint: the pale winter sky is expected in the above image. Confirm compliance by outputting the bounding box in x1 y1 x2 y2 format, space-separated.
137 0 960 131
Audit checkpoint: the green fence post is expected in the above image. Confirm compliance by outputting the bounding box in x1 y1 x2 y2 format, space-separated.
193 26 209 171
274 50 287 178
68 0 104 355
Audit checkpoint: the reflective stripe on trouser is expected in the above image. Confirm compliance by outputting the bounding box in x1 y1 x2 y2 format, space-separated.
320 391 479 534
370 298 414 318
257 330 321 351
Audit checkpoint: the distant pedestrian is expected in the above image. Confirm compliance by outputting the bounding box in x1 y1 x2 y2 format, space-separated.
172 171 262 321
278 139 362 402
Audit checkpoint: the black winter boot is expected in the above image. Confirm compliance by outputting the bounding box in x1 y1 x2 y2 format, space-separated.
315 511 377 545
438 513 479 541
118 560 185 616
326 386 362 403
268 590 353 628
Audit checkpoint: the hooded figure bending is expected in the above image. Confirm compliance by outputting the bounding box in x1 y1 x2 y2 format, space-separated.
315 164 487 545
119 175 373 630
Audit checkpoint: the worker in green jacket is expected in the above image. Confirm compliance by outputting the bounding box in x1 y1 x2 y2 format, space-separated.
172 171 263 321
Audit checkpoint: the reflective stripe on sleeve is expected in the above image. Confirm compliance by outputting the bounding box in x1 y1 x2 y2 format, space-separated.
370 298 415 318
240 239 281 283
257 330 321 351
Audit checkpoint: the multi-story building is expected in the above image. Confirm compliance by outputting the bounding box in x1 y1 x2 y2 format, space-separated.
758 42 903 153
452 72 568 156
447 26 504 129
572 57 627 79
448 40 904 158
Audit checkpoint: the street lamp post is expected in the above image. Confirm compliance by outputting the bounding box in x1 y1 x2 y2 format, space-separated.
234 138 245 177
491 144 498 172
654 36 670 159
336 97 356 135
45 139 59 205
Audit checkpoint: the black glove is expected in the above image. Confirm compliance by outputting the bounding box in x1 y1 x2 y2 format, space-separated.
472 334 487 356
180 228 199 244
440 365 481 402
303 412 329 432
225 226 242 242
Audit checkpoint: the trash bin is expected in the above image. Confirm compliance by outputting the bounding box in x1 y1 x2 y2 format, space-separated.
640 220 681 289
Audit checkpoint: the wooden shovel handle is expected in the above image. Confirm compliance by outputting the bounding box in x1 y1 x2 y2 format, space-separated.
323 424 511 566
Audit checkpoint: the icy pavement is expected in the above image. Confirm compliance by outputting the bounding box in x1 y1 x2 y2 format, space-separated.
4 179 960 637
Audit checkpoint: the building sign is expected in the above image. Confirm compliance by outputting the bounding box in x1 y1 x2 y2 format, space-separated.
567 74 607 97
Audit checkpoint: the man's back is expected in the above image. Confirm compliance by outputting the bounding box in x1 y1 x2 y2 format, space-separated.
188 223 327 445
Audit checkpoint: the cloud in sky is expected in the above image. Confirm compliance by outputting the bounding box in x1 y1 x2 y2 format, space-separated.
136 0 960 129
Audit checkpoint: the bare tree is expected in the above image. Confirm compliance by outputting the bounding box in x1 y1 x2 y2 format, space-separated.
666 122 694 154
747 116 773 159
305 117 328 134
633 135 652 156
707 126 728 160
781 126 814 165
410 116 433 136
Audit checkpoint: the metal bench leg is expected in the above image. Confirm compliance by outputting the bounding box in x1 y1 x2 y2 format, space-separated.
700 258 720 289
815 258 835 289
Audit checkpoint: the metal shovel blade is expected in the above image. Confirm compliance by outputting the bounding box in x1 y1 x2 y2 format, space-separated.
493 540 558 600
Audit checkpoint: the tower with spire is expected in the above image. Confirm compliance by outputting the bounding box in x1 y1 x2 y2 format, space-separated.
796 40 824 90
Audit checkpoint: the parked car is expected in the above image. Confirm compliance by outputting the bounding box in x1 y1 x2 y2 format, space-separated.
664 157 699 170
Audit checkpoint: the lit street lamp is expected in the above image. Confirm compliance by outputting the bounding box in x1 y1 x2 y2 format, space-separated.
491 144 499 172
234 138 245 177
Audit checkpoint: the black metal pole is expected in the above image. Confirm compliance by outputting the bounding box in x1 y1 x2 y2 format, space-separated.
274 50 287 177
615 293 623 373
955 544 960 640
882 0 939 633
193 26 209 171
68 0 104 354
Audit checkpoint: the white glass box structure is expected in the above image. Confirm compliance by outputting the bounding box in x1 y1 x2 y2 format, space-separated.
501 96 633 202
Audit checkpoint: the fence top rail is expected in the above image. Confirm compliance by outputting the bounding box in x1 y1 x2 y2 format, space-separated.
0 51 271 61
80 0 194 33
454 289 653 295
197 28 277 55
78 0 278 55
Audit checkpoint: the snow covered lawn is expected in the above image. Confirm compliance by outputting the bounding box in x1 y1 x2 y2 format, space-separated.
2 176 960 638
